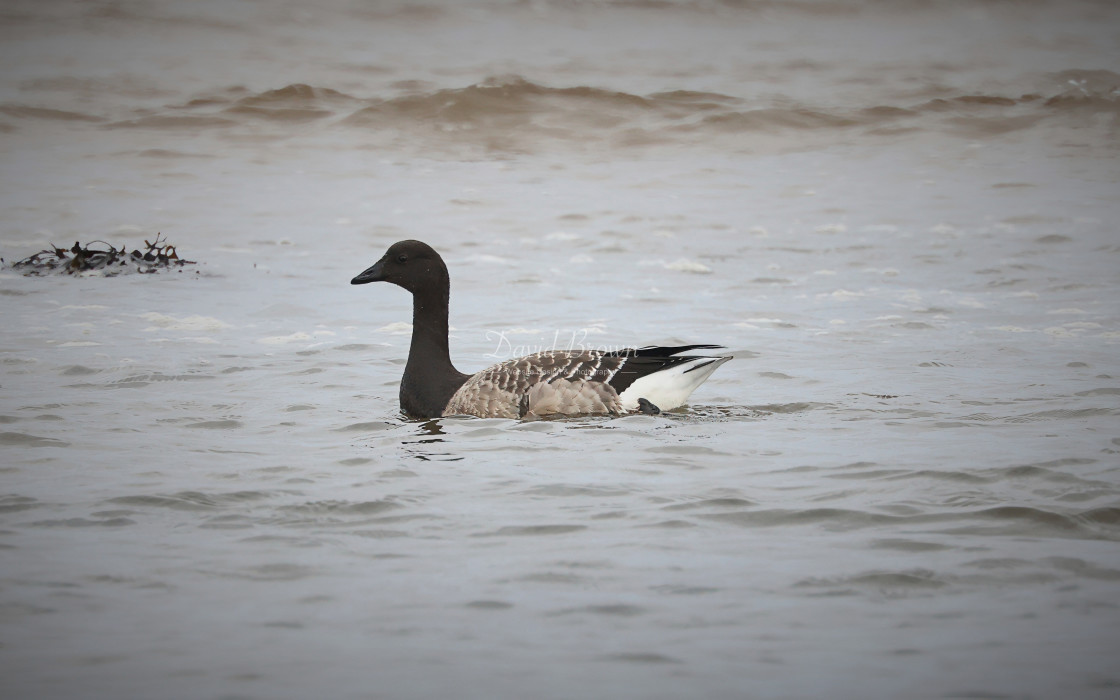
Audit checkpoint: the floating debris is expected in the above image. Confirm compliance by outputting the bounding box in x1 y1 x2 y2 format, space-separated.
3 234 196 276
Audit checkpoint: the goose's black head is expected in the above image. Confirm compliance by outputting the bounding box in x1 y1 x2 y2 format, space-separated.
351 240 448 294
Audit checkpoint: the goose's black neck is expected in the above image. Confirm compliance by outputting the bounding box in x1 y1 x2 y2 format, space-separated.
400 282 469 418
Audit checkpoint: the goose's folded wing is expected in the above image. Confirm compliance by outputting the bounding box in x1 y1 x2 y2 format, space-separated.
443 350 627 418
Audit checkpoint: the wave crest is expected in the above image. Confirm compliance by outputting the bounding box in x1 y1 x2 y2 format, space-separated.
6 71 1113 153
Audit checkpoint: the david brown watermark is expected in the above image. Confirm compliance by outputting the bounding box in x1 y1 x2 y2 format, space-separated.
484 329 632 360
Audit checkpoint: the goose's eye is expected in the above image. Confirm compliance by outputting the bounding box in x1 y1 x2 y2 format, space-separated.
397 254 408 263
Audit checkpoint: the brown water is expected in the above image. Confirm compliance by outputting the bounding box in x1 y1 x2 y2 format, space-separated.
2 1 1119 698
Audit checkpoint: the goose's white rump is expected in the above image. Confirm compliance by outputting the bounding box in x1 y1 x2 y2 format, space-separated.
617 354 733 412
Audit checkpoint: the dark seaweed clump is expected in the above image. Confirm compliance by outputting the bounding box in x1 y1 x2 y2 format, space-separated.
4 234 196 276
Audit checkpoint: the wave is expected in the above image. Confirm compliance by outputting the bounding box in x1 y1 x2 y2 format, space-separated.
4 71 1117 153
103 115 240 130
106 490 276 511
0 105 105 123
702 504 1120 540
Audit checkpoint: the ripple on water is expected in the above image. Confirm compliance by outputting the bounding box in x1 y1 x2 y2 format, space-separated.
222 563 317 582
477 524 588 537
279 499 402 514
100 373 215 389
795 568 947 596
520 484 631 498
185 419 243 429
106 490 276 511
551 604 648 618
700 505 1120 540
600 652 682 665
60 365 100 376
30 517 137 528
662 497 755 511
465 600 514 610
0 431 70 447
334 421 396 432
870 538 955 552
0 495 44 513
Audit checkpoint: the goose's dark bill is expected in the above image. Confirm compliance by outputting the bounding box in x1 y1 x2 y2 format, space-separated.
351 258 386 285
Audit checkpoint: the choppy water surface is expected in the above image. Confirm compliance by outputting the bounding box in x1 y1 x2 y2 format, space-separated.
2 1 1119 698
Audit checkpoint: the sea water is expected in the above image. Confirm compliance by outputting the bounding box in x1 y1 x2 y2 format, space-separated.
1 1 1119 698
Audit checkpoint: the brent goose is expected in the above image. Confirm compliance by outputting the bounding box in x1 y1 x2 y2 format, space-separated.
352 240 732 419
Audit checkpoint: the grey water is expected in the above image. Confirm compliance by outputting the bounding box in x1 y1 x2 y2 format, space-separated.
1 1 1119 698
